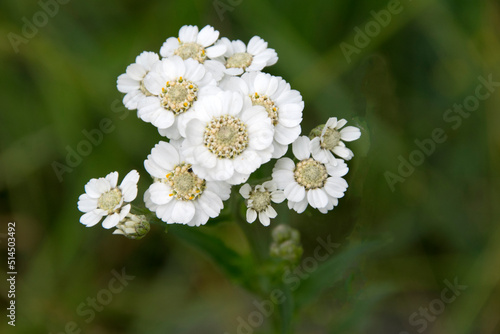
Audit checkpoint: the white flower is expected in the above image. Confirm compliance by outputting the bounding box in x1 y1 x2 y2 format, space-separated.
144 141 231 226
310 117 361 164
160 25 227 81
217 36 278 76
272 136 349 214
221 72 303 158
117 51 160 110
181 90 274 185
78 170 140 229
138 56 219 139
239 181 285 226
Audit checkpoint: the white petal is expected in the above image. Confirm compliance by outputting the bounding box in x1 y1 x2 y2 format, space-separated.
271 141 288 159
231 39 247 53
184 58 206 82
102 213 121 229
122 90 143 110
179 25 199 43
233 150 261 175
77 194 98 212
194 146 217 169
171 200 195 224
117 74 139 93
120 170 140 202
247 36 268 54
80 210 105 227
332 145 354 160
189 203 210 226
340 126 361 142
197 25 219 47
160 37 180 57
274 157 295 171
136 51 160 70
258 212 270 226
292 136 311 160
205 44 227 58
336 119 348 129
324 178 347 198
325 117 337 129
199 190 223 218
272 170 294 189
150 141 180 171
85 178 111 198
326 161 349 177
126 63 146 81
266 205 277 219
307 188 328 209
239 184 252 199
157 201 175 222
150 109 175 129
137 97 162 122
206 181 232 201
143 71 165 96
284 182 305 202
246 208 257 223
119 204 131 220
270 190 285 203
289 197 308 214
274 124 301 145
149 183 174 205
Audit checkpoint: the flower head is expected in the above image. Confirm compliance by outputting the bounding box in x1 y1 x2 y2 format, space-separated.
217 36 278 76
272 136 349 213
160 25 227 81
239 181 285 226
117 51 160 110
138 56 219 139
144 141 231 226
221 72 303 158
160 25 226 63
78 170 140 229
310 117 361 164
181 90 274 185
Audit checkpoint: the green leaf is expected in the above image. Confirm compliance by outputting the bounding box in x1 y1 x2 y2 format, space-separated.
293 240 385 308
168 225 255 290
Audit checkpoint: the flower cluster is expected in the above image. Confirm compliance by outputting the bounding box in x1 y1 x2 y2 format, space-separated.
77 25 361 235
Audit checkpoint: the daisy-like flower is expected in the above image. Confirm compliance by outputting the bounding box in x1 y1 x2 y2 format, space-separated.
221 72 303 159
182 90 274 185
144 141 231 226
138 56 219 139
160 25 227 81
117 51 160 110
217 36 278 76
239 181 285 226
310 117 361 164
77 170 140 229
272 136 349 214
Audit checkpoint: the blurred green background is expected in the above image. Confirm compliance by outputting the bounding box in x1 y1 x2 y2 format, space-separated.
1 0 499 333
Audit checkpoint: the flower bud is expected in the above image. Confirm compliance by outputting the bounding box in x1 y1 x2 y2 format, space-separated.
308 124 325 140
270 224 303 264
113 213 150 240
271 224 300 244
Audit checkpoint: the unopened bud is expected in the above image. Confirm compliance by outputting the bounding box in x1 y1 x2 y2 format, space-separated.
270 224 303 265
309 124 325 140
113 214 150 240
272 224 300 244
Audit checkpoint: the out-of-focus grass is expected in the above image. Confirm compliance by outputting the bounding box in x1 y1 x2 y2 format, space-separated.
0 0 499 333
